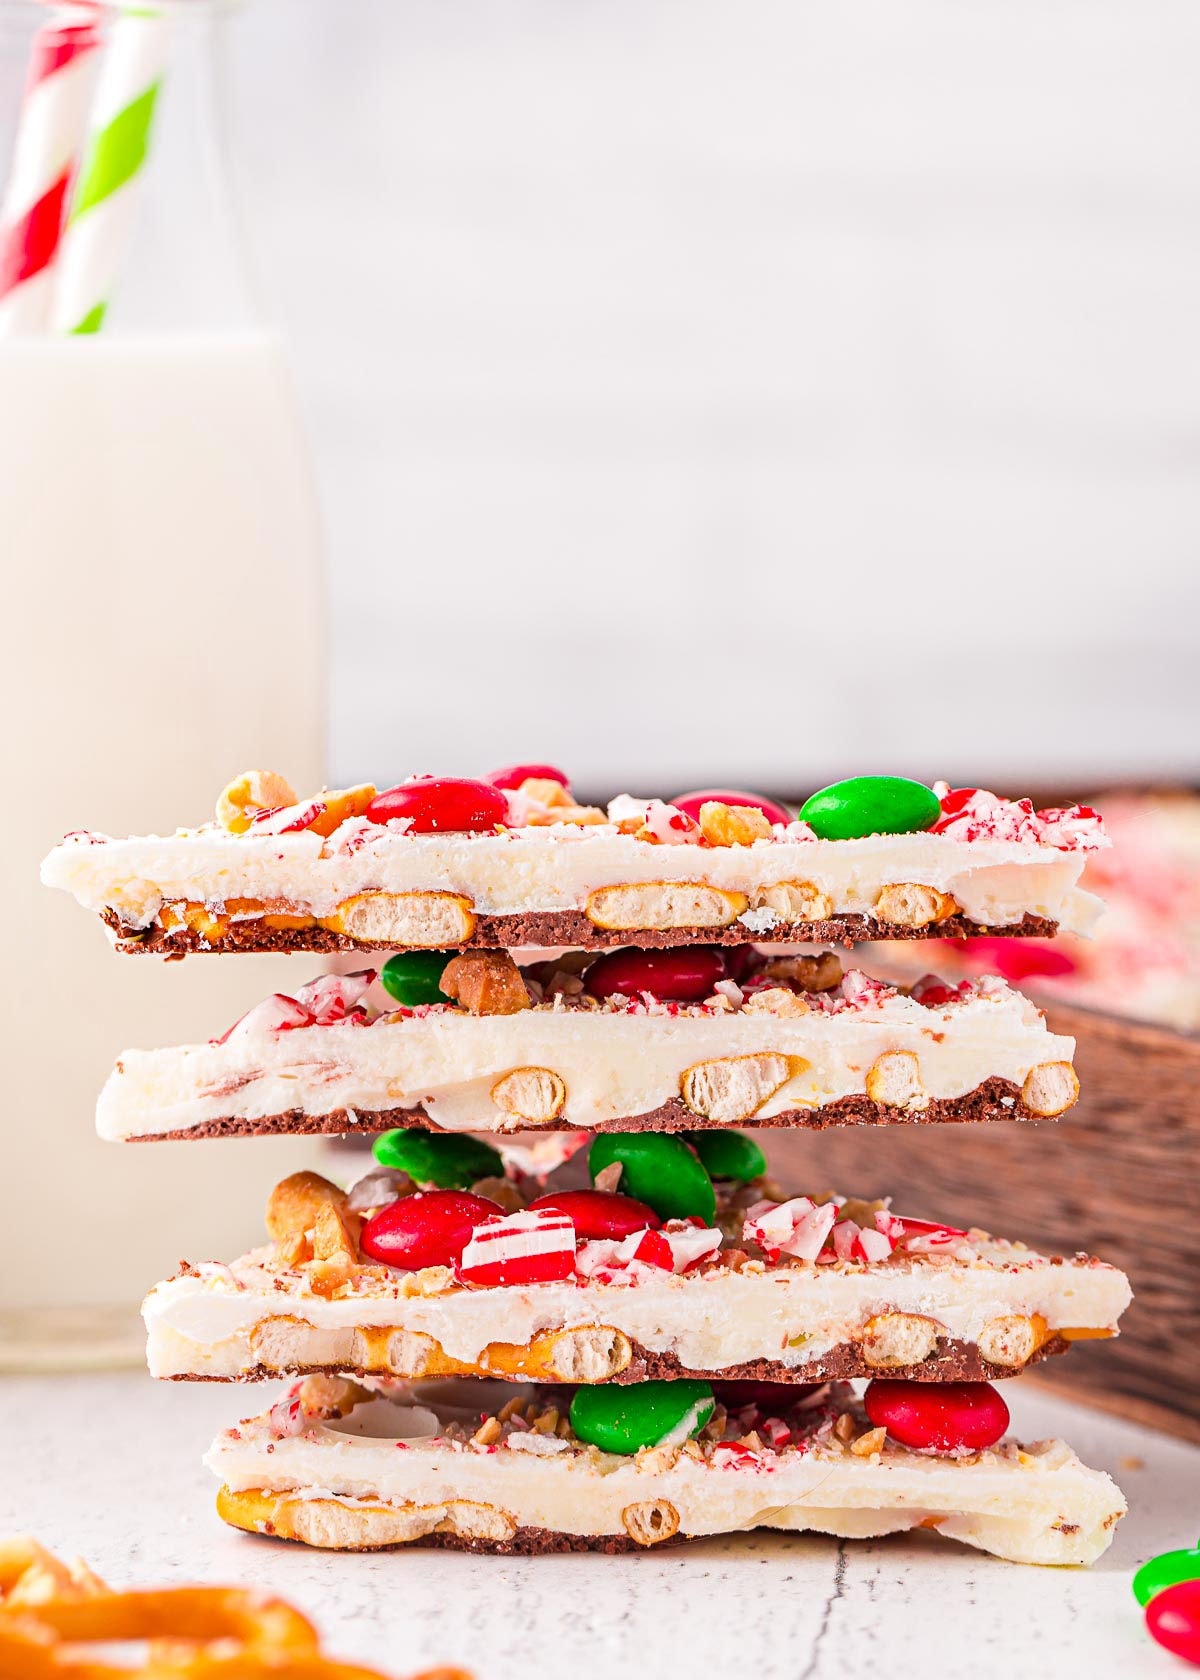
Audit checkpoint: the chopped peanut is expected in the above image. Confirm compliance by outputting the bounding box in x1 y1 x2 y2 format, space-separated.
851 1427 887 1457
440 951 531 1016
743 987 810 1018
308 784 377 837
265 1172 349 1242
216 770 297 834
698 802 773 846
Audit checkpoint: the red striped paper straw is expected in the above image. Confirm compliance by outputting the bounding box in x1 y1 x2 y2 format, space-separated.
0 4 101 334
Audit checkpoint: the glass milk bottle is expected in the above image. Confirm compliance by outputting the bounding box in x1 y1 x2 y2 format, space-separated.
0 0 327 1365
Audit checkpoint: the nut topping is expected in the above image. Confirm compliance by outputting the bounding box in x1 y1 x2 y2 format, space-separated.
698 802 772 846
216 770 298 834
265 1172 352 1242
440 950 531 1016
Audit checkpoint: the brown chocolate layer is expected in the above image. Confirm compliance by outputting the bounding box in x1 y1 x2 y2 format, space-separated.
164 1332 1070 1387
232 1509 681 1555
126 1076 1042 1141
106 907 1058 957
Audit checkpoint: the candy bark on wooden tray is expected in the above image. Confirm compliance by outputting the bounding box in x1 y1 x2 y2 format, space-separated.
206 1376 1126 1565
98 952 1079 1140
144 1145 1130 1386
41 770 1106 955
41 764 1131 1567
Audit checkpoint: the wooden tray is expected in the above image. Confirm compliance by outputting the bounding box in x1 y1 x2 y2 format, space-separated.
767 1000 1200 1440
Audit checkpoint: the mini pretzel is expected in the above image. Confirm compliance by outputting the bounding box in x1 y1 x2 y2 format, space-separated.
0 1540 466 1679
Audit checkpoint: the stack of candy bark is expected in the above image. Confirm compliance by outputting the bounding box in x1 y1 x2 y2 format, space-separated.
43 766 1132 1564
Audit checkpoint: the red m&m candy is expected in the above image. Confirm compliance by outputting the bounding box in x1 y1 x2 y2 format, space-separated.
366 778 510 833
530 1189 660 1239
670 788 791 827
583 946 728 1003
360 1190 502 1270
1147 1581 1200 1666
486 762 571 792
863 1380 1010 1452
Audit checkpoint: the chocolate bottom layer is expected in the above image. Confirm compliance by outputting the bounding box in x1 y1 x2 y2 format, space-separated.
106 908 1058 957
126 1077 1040 1141
225 1505 678 1556
163 1331 1070 1388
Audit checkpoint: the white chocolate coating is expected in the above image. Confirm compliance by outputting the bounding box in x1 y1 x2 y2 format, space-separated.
206 1383 1126 1566
145 1240 1130 1380
43 823 1104 934
99 980 1074 1139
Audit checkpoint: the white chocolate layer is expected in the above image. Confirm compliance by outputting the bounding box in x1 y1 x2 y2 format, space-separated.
145 1241 1130 1380
99 982 1074 1138
43 824 1104 935
205 1383 1125 1565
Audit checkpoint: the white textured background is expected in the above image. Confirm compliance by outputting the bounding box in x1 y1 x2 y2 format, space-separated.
221 0 1200 797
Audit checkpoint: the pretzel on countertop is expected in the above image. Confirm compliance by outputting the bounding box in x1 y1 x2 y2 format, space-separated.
0 1538 471 1680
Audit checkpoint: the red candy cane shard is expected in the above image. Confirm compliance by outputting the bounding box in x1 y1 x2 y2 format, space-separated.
458 1209 577 1287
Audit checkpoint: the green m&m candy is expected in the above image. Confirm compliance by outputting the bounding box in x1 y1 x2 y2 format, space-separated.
372 1128 504 1189
799 776 942 841
1133 1543 1200 1607
588 1133 716 1225
380 950 451 1007
570 1380 714 1455
683 1129 766 1183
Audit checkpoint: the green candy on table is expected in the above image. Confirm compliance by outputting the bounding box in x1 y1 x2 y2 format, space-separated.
380 950 451 1007
799 776 942 841
372 1128 504 1189
1133 1543 1200 1607
588 1133 716 1224
570 1380 715 1455
683 1129 766 1184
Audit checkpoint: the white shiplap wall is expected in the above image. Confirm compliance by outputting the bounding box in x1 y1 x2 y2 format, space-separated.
233 0 1200 795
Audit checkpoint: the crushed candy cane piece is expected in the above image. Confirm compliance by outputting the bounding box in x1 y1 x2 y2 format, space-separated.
744 1197 839 1263
292 969 377 1025
216 993 314 1044
248 798 327 835
267 1391 309 1437
931 783 1107 851
458 1208 576 1287
640 799 704 844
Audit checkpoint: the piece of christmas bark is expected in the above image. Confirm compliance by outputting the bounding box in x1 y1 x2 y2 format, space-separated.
144 1147 1130 1386
42 771 1107 955
206 1375 1125 1565
99 953 1079 1140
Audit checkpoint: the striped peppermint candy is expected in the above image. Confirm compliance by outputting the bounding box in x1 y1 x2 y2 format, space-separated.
458 1209 577 1287
0 5 102 334
51 5 169 334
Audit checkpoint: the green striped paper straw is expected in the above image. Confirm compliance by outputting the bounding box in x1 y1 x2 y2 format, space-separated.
52 9 167 334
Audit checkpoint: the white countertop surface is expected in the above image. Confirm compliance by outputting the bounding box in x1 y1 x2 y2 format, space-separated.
1 1371 1196 1680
